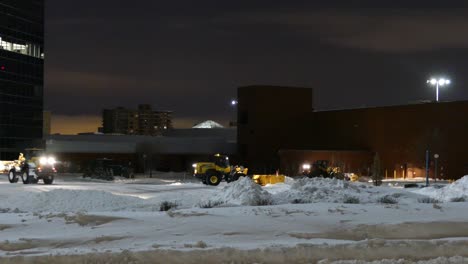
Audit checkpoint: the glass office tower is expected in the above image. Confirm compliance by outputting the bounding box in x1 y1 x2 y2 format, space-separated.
0 0 44 160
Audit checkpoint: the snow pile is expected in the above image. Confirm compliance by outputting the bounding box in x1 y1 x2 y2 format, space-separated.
415 175 468 202
192 120 224 129
273 177 371 204
206 177 424 206
2 189 149 212
210 177 272 206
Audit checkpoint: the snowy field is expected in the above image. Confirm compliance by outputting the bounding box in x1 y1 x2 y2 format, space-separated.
0 174 468 263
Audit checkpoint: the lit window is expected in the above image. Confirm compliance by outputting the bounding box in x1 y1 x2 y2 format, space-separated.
0 36 43 59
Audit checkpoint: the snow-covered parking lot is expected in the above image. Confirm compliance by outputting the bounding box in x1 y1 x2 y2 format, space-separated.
1 174 468 263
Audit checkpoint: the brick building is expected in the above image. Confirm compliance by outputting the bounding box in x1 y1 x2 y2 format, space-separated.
238 85 468 180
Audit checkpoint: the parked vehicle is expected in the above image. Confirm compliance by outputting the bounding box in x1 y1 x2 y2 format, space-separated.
83 158 134 181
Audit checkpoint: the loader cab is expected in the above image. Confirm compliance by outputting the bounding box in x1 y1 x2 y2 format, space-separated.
211 154 230 168
24 148 45 161
23 148 57 168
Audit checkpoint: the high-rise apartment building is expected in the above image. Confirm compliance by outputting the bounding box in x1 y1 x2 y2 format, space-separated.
0 0 44 159
102 105 172 136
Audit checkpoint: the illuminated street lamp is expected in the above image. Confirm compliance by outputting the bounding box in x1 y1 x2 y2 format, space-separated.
427 78 450 102
231 99 238 106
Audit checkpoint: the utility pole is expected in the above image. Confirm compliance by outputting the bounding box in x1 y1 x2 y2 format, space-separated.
425 150 430 187
434 154 439 183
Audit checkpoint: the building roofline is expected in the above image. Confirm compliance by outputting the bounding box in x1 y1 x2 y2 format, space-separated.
314 100 468 113
278 149 372 153
238 85 313 90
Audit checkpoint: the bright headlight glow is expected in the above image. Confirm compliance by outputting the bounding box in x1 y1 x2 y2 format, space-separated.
48 157 56 165
192 163 197 168
40 157 48 165
302 163 311 170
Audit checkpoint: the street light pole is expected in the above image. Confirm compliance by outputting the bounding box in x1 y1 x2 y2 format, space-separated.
230 99 238 127
427 78 450 102
434 154 439 183
425 150 430 187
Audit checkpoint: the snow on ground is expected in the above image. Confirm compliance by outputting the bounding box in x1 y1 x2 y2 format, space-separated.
412 176 468 202
0 174 468 263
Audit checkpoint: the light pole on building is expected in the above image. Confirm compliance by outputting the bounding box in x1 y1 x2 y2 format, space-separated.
427 78 450 102
230 99 238 127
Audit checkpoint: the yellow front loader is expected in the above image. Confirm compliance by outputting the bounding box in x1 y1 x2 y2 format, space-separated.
192 154 285 186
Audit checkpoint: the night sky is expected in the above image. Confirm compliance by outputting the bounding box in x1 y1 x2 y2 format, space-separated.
46 1 468 134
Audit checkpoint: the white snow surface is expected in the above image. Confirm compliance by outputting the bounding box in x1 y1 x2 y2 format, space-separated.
413 175 468 202
0 174 468 262
5 189 149 212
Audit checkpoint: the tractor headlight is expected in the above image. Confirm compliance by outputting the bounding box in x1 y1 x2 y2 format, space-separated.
192 163 197 168
302 163 311 170
40 157 48 165
40 156 56 165
48 157 56 165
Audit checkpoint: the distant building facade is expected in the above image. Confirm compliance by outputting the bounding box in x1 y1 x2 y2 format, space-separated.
102 104 173 136
0 0 44 159
43 110 51 136
46 128 237 172
237 86 314 173
238 85 468 180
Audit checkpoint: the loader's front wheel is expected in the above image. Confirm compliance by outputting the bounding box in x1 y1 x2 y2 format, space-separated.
8 170 18 183
21 171 31 184
43 176 54 185
206 172 222 186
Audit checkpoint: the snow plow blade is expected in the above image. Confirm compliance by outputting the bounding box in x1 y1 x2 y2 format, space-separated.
252 175 285 186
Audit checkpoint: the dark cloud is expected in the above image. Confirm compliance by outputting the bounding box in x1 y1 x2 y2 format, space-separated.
45 1 468 132
206 9 468 53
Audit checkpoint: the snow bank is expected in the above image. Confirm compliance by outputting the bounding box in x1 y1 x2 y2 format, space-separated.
415 175 468 202
208 177 272 206
206 177 425 206
273 177 373 204
2 189 150 212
